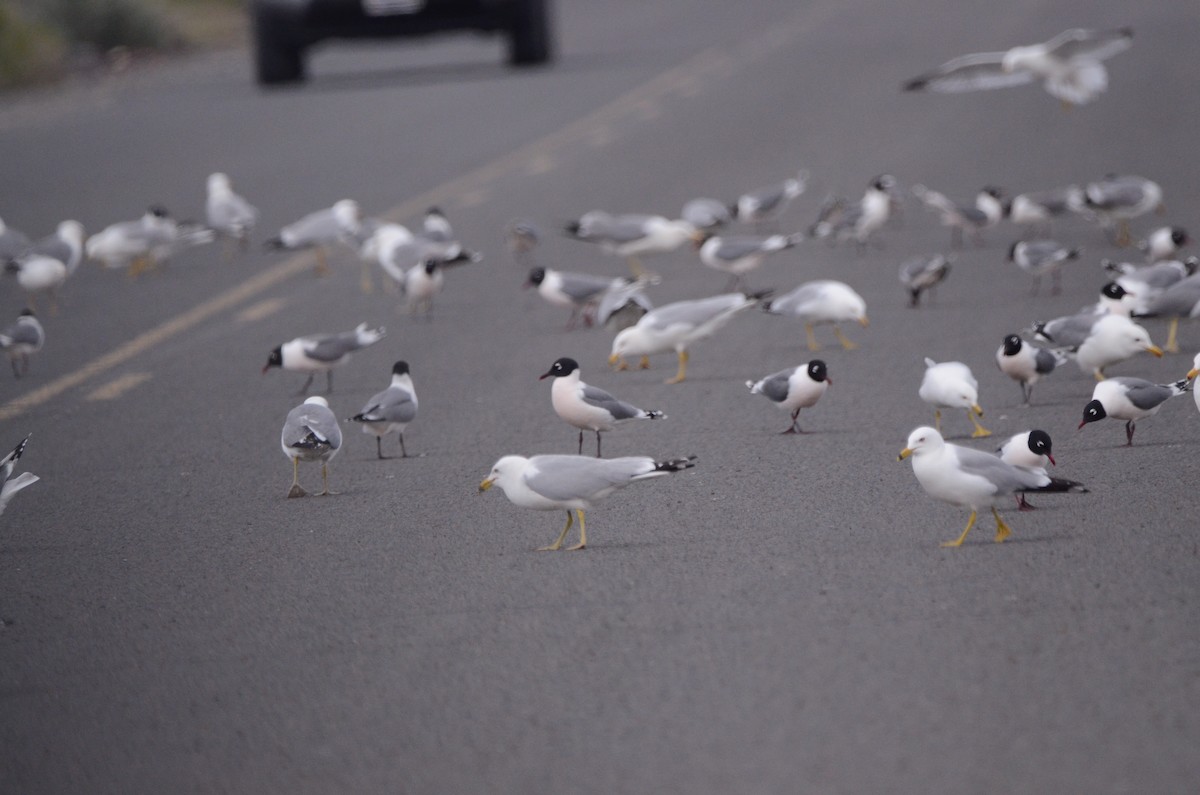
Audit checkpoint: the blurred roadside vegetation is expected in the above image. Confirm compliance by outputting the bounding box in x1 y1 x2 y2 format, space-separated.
0 0 246 89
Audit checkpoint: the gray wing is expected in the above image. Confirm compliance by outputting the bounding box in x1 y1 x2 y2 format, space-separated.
210 193 258 230
1112 378 1176 411
281 209 341 246
1045 28 1133 62
596 281 653 326
601 215 656 244
743 181 790 214
954 446 1046 493
1033 348 1060 374
30 233 72 263
283 404 342 450
711 237 775 260
557 272 615 302
1144 275 1200 317
767 284 821 314
681 198 730 229
0 228 31 259
1023 187 1079 215
0 435 31 482
524 455 653 501
359 385 417 424
757 370 794 403
1039 312 1100 347
1132 262 1187 291
1086 179 1147 210
1019 240 1065 263
3 320 41 347
580 383 643 420
899 256 949 288
905 51 1036 93
302 330 363 361
645 294 746 329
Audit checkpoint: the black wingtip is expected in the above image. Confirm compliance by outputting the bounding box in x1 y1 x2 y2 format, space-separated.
654 455 698 473
902 78 927 92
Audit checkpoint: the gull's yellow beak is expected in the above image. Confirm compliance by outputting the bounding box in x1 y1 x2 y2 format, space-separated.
1146 345 1164 357
607 353 620 366
478 477 494 493
972 403 985 417
1188 368 1199 380
858 316 870 328
897 447 913 462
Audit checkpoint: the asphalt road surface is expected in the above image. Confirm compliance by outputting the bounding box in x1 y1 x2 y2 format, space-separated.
2 1 1199 792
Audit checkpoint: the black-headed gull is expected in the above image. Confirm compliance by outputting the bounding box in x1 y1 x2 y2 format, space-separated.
746 360 830 434
539 357 665 456
262 322 385 394
349 361 417 459
1078 377 1190 445
995 334 1066 405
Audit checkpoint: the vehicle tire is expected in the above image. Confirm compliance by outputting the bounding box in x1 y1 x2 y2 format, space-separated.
252 5 306 85
507 0 552 67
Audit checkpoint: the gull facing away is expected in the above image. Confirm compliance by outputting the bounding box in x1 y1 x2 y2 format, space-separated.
1077 174 1163 247
265 199 361 276
262 322 385 394
1009 239 1080 295
899 254 951 307
281 396 341 498
919 358 991 438
609 292 761 384
898 427 1087 547
4 222 84 313
564 211 701 276
746 360 830 434
902 27 1133 106
0 310 45 377
349 361 417 459
762 280 868 351
539 357 666 456
479 454 696 551
995 334 1067 405
1079 377 1190 445
0 434 38 517
1131 272 1200 353
206 172 259 254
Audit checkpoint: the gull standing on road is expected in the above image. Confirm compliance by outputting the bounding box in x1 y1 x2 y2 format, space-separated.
349 361 418 459
1078 174 1163 247
902 27 1134 107
808 174 897 250
263 322 385 394
281 396 342 498
0 434 38 517
1130 272 1200 353
763 280 868 351
609 292 761 384
265 199 361 276
911 185 1005 248
4 222 84 312
0 310 44 377
919 358 991 438
206 172 259 255
540 357 665 456
998 429 1056 510
86 207 187 276
564 211 700 276
995 334 1066 405
1007 186 1083 236
899 254 951 307
730 171 808 228
1009 239 1080 295
746 360 830 434
1079 377 1190 445
479 454 696 551
525 266 624 330
898 427 1087 547
1033 312 1162 380
1137 227 1189 263
696 233 802 290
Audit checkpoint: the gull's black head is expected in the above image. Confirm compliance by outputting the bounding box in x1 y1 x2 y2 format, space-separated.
423 260 438 275
262 346 282 373
1100 282 1127 300
426 206 444 218
18 308 35 318
1027 429 1055 464
1079 399 1106 428
872 174 897 192
981 186 1004 199
1002 334 1023 356
526 267 545 287
1171 227 1190 247
807 359 829 383
392 361 410 376
539 357 579 380
148 205 170 218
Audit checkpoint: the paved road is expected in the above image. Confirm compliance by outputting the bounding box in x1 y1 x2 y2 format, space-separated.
2 1 1198 792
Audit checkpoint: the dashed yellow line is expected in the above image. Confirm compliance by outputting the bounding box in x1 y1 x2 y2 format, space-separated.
85 372 152 401
236 297 288 324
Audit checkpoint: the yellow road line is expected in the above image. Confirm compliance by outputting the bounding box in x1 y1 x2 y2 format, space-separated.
85 372 152 401
0 12 814 425
236 297 289 324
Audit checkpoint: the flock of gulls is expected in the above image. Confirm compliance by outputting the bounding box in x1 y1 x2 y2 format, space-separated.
3 25 1198 550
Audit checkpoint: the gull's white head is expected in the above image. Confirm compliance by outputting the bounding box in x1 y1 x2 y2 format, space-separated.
609 326 649 364
302 396 330 408
56 220 85 246
333 199 361 231
1001 45 1042 74
479 455 529 493
207 172 232 194
898 426 945 461
1095 315 1162 358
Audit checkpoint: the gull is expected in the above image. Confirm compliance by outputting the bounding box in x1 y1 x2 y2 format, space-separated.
1136 227 1189 263
763 279 868 351
361 221 477 294
281 396 341 498
998 429 1055 510
479 454 696 551
205 172 259 254
0 310 44 377
1009 239 1081 295
595 276 655 335
4 222 84 312
539 357 665 456
1007 186 1084 236
0 434 38 517
911 185 1005 248
504 219 540 264
808 175 897 249
745 360 830 434
609 292 760 383
525 266 624 330
1187 354 1200 415
995 334 1067 405
899 254 952 307
680 198 731 231
1077 174 1163 246
1130 272 1200 353
1079 377 1190 445
403 260 444 314
1105 257 1195 315
696 232 802 290
87 207 206 277
265 199 361 275
349 361 417 459
1033 312 1162 379
0 216 31 261
919 358 991 438
731 171 808 228
262 322 385 394
564 211 700 276
898 426 1086 547
902 27 1134 107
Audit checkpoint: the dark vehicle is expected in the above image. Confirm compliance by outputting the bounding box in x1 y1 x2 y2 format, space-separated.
250 0 553 85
